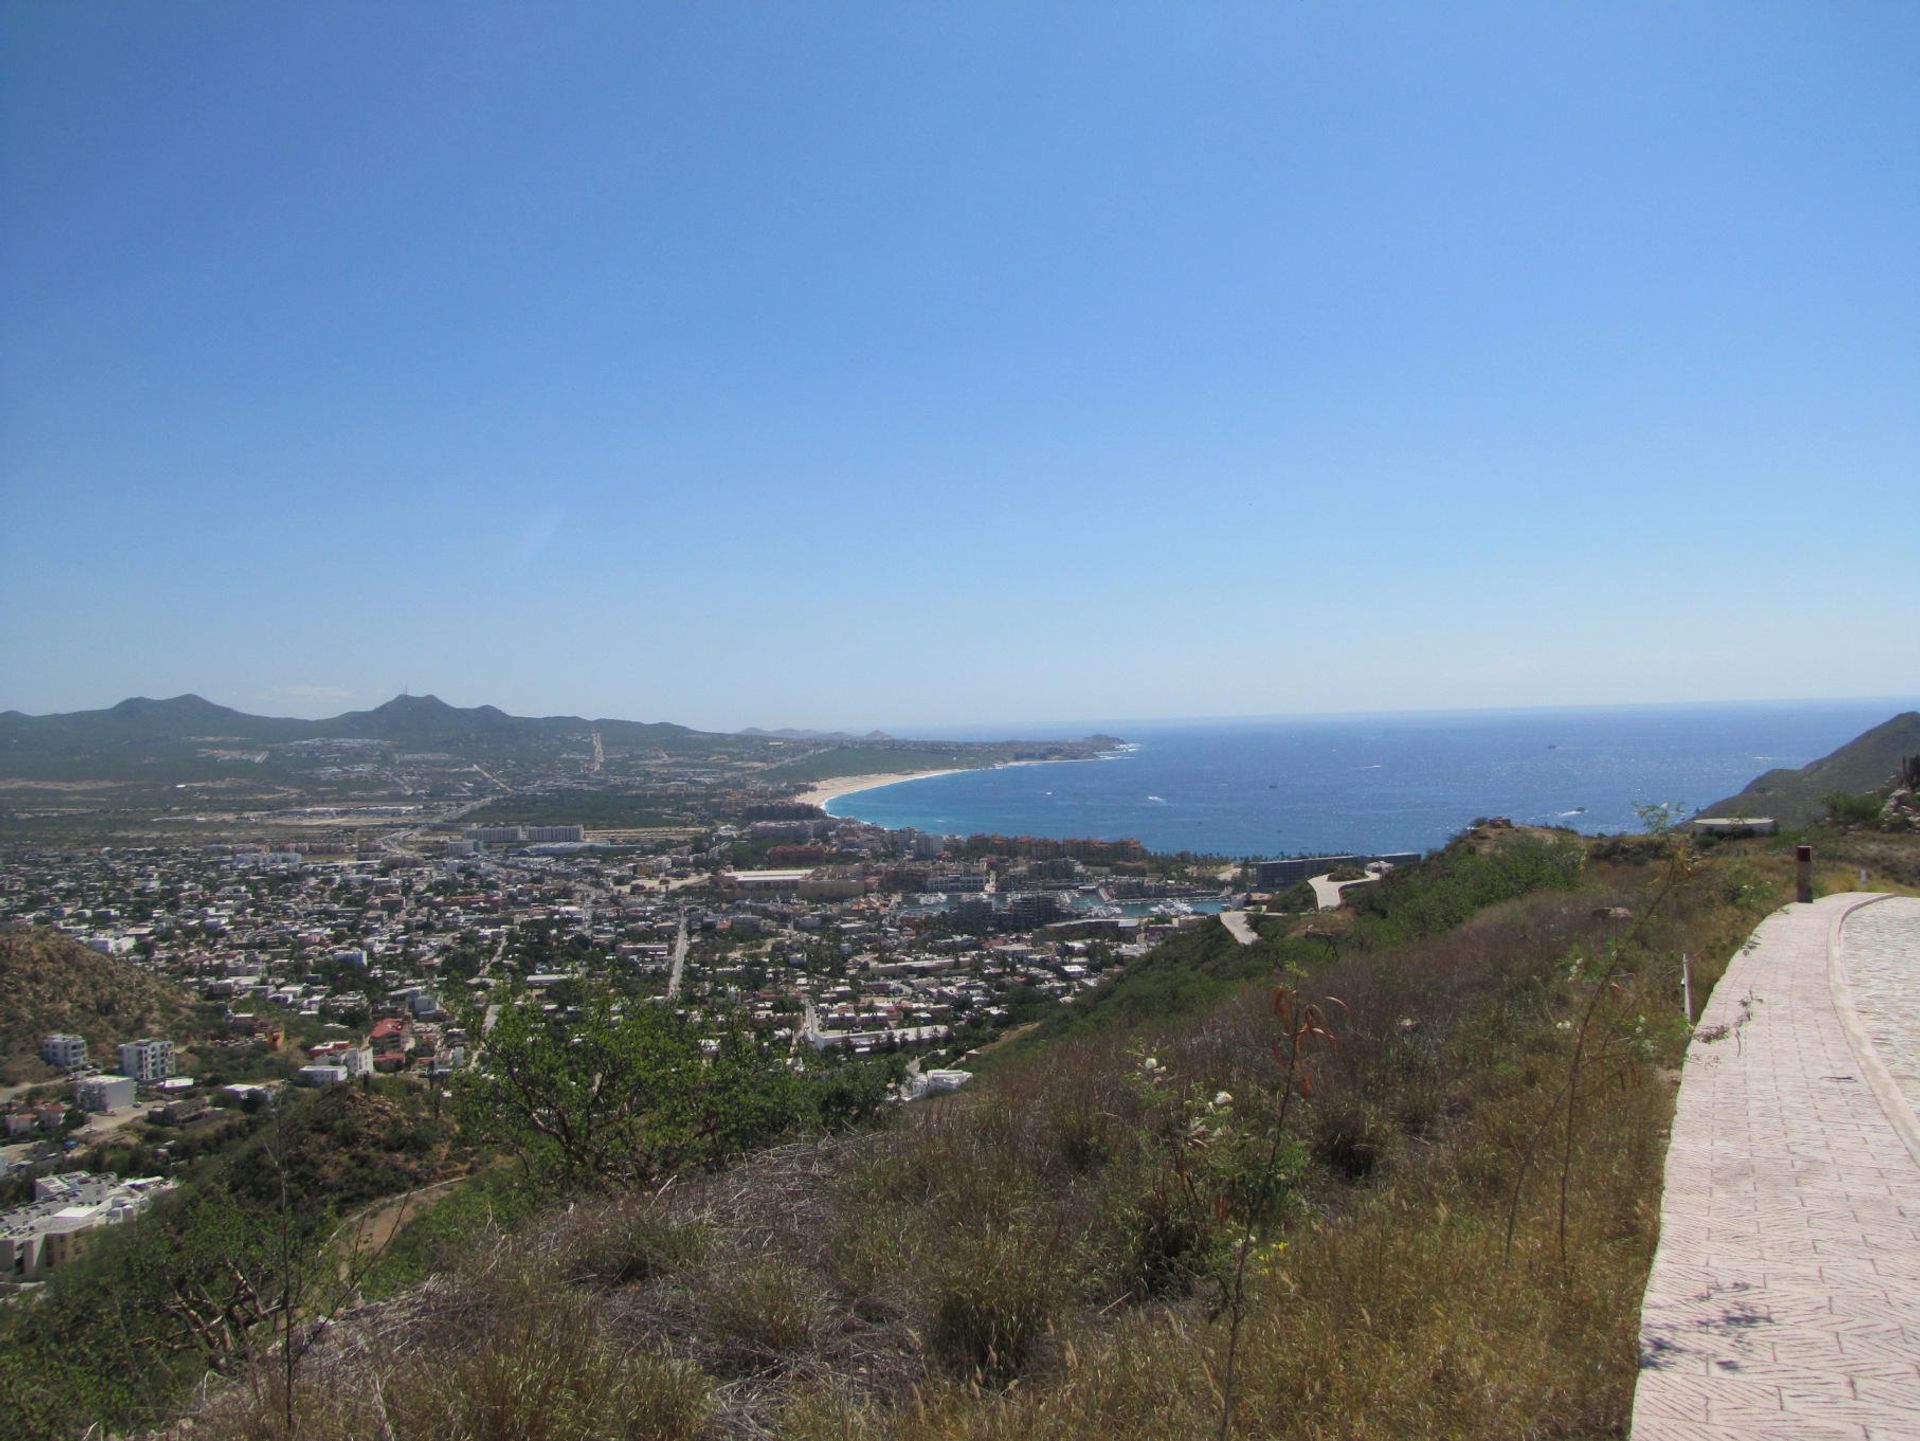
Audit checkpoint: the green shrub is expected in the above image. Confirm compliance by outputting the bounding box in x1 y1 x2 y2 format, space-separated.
1272 880 1319 913
1309 1096 1393 1181
1113 1177 1215 1300
1825 791 1884 826
1348 836 1585 948
453 984 816 1190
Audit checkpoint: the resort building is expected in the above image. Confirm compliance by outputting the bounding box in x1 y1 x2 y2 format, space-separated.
0 1173 175 1283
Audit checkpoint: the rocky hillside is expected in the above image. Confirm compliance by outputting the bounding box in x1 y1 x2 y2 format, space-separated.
0 928 201 1082
1697 711 1920 826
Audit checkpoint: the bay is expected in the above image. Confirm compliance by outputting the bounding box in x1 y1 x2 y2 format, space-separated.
828 699 1919 858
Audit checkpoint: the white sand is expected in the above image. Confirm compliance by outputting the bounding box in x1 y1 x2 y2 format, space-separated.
797 769 967 810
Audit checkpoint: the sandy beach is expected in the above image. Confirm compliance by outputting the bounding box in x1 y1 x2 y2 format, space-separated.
797 769 968 810
798 756 1082 812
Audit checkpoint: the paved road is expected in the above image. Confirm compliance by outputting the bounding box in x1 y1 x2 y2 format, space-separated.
665 912 689 999
1307 872 1379 910
1632 893 1920 1440
1218 910 1260 946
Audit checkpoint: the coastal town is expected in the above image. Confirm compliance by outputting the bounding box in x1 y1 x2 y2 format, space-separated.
0 673 1470 1308
3 768 1409 1283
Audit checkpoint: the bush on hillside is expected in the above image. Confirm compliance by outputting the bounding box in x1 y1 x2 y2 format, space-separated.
1346 834 1585 947
454 983 894 1191
1825 790 1884 826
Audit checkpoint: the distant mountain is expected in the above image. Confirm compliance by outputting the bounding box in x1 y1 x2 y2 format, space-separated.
1697 711 1920 826
0 693 715 779
316 694 528 743
0 694 1116 789
2 693 311 743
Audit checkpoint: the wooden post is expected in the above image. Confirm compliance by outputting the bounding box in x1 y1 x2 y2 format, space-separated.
1796 844 1813 904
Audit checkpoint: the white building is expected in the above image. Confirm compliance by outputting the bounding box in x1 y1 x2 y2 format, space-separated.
74 1075 136 1112
116 1038 174 1083
309 1043 374 1078
40 1033 88 1069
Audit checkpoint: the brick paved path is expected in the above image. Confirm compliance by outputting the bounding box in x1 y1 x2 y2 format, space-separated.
1632 894 1920 1441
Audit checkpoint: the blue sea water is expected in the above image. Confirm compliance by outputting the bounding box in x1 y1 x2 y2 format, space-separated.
828 700 1918 858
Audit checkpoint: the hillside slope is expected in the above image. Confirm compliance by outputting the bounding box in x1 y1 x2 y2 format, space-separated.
1698 711 1920 825
0 928 201 1082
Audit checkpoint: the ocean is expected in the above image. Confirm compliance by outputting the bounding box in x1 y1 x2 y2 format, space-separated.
827 699 1918 858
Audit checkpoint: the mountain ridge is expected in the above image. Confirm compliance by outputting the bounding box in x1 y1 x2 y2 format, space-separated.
0 692 699 744
1698 710 1920 825
0 695 1119 787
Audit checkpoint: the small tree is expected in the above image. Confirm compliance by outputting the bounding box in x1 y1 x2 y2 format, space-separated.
454 984 812 1190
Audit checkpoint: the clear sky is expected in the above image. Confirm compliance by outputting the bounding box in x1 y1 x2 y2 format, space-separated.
3 2 1915 732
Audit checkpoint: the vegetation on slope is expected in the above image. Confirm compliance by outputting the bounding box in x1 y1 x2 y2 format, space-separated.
1698 710 1920 825
1029 826 1586 1043
0 1082 466 1439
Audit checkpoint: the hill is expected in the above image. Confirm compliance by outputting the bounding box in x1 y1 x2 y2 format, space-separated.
1698 711 1920 825
0 928 203 1083
0 692 714 780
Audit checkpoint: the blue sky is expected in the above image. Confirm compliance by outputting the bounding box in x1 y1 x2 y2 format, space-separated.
3 2 1915 731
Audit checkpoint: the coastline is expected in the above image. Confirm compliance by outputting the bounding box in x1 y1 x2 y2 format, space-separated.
799 768 970 812
801 756 1084 815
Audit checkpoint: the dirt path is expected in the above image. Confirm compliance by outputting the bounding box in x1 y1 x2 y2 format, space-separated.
333 1173 470 1278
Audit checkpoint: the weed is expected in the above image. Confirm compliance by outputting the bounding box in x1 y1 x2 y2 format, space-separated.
707 1256 820 1362
925 1225 1058 1382
1309 1095 1392 1181
564 1204 711 1289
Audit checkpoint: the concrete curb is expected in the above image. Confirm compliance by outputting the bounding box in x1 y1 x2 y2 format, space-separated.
1829 893 1920 1168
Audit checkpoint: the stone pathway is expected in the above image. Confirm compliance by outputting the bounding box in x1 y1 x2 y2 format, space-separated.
1632 893 1920 1440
